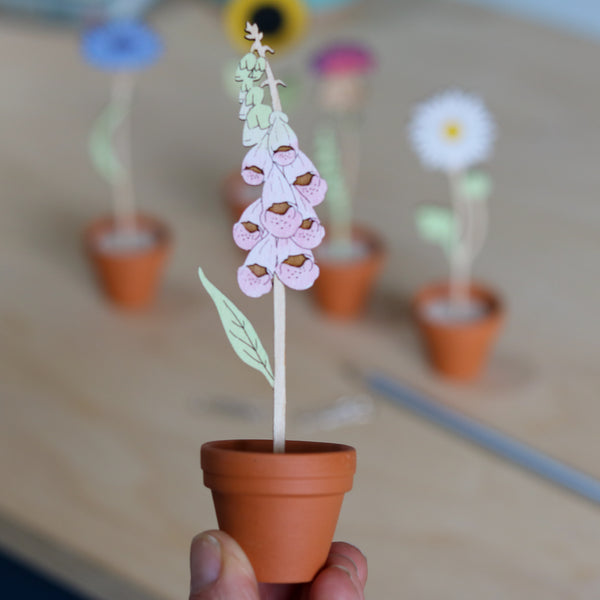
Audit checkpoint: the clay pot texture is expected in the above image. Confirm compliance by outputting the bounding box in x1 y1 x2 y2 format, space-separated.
221 169 256 223
201 439 356 584
413 282 504 381
312 225 385 319
84 214 171 310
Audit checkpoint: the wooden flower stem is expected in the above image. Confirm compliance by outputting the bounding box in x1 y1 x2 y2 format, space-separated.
111 71 136 234
448 170 471 316
272 275 286 453
249 24 287 453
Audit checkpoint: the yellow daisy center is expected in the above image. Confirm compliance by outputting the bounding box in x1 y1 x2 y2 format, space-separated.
442 120 463 141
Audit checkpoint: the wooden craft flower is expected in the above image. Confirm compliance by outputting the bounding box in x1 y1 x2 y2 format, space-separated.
241 136 272 185
238 236 277 298
81 19 162 71
275 240 320 290
408 89 495 172
284 150 328 206
232 23 327 299
408 88 496 317
233 198 265 250
268 112 299 166
199 23 330 453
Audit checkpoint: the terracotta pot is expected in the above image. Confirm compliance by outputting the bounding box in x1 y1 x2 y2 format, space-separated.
312 225 385 319
413 281 504 381
84 214 171 310
221 169 257 223
201 439 356 584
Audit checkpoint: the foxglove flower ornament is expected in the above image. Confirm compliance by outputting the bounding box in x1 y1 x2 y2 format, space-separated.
233 198 266 250
241 135 273 185
199 22 328 453
237 236 277 298
284 150 328 206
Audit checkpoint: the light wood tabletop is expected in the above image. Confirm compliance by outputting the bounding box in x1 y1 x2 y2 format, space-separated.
1 0 600 598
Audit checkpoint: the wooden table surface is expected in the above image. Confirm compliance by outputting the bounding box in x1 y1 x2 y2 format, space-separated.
2 0 600 598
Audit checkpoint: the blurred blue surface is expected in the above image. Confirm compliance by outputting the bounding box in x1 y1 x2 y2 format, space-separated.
0 548 90 600
455 0 600 41
0 0 158 22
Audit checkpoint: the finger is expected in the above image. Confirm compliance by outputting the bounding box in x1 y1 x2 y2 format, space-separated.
328 542 368 589
308 564 363 600
190 530 260 600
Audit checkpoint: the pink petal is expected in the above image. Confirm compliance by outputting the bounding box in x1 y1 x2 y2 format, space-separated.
261 167 303 238
275 240 320 290
283 151 328 206
237 236 277 297
241 136 273 186
269 112 298 166
262 203 303 238
233 198 264 251
237 265 273 297
277 258 320 290
292 217 325 249
296 173 328 206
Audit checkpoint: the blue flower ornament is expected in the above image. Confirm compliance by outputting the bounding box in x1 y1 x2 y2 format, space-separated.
81 20 163 71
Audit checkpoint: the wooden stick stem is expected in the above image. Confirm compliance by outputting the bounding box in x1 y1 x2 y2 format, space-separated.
249 24 287 452
111 71 136 233
272 275 286 453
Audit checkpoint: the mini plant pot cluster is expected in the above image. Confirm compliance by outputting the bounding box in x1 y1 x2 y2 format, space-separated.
81 20 171 310
198 24 355 584
408 89 504 380
310 42 385 319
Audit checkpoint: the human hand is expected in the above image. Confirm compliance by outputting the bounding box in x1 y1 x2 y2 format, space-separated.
190 530 367 600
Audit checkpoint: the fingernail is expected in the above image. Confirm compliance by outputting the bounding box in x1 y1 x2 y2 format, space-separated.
331 564 353 579
190 534 222 593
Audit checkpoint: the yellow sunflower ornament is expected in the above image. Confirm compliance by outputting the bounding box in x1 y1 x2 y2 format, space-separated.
224 0 308 53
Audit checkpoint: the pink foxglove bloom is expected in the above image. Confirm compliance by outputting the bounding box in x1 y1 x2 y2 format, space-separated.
284 150 328 206
237 236 276 298
275 239 320 291
261 167 303 238
233 198 265 250
268 112 298 166
241 135 273 186
291 199 325 249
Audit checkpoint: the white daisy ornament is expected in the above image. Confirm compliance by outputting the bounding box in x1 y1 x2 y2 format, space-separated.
408 89 495 172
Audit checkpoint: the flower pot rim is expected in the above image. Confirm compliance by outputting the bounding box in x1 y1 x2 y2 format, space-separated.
202 438 355 456
316 223 386 266
84 213 172 257
201 439 357 482
413 280 504 330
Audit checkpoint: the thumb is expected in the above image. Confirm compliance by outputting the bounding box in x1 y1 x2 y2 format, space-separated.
190 530 260 600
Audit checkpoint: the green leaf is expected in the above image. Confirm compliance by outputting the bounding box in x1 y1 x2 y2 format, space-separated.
245 86 265 107
415 205 458 252
198 268 274 387
239 52 257 71
459 170 492 202
88 102 128 184
246 104 272 129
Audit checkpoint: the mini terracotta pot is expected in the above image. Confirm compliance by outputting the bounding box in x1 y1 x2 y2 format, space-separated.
84 213 171 310
312 225 385 319
201 439 356 584
221 169 257 223
413 281 504 381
